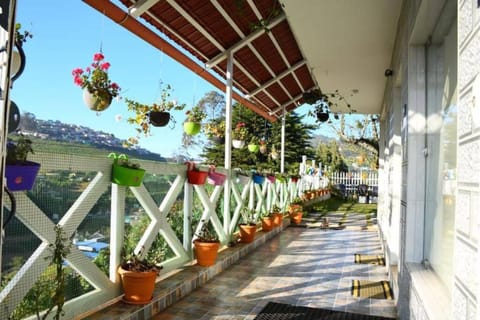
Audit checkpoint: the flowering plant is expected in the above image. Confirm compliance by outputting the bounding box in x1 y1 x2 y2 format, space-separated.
204 119 225 138
232 122 248 140
72 52 121 100
185 105 207 123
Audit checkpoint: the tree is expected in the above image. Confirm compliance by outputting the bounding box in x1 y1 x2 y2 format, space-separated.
315 140 348 172
200 103 316 173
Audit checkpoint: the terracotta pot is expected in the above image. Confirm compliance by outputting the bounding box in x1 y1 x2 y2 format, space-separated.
149 111 170 127
239 224 257 243
261 217 274 232
183 122 201 135
5 161 41 191
290 211 303 225
82 88 112 112
272 213 283 227
194 240 220 266
118 267 158 305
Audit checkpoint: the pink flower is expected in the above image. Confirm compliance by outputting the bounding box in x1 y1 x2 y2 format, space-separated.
73 76 83 86
72 68 83 76
93 53 104 61
100 62 110 71
110 82 120 90
85 67 91 73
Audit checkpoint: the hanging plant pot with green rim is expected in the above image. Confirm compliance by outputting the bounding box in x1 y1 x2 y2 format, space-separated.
108 153 145 187
183 121 201 135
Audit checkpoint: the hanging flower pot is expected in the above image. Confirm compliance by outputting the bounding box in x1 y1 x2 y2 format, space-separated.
212 136 225 144
5 161 41 191
109 153 145 187
73 53 121 112
266 175 276 183
316 110 330 122
82 88 113 112
149 111 170 127
259 143 267 154
183 121 201 135
186 162 208 185
207 166 226 186
248 144 259 153
252 173 265 185
232 139 245 149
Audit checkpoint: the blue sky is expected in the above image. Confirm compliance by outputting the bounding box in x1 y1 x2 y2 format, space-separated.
12 1 332 158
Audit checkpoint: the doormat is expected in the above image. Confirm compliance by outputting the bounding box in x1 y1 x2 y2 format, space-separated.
354 254 385 266
351 280 393 300
254 301 393 320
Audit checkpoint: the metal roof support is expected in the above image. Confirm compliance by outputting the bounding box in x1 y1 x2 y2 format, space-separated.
280 106 286 173
129 0 161 18
223 51 233 234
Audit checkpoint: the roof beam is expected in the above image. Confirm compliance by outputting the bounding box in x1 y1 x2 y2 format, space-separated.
82 0 275 121
129 0 161 18
246 60 306 98
205 13 286 68
270 93 303 116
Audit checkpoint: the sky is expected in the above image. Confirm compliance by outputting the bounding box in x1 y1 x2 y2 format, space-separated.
11 1 336 158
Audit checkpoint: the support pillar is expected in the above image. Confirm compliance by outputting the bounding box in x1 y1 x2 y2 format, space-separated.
223 51 233 234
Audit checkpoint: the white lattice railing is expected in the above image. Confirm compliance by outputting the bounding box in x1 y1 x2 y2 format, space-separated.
0 151 301 319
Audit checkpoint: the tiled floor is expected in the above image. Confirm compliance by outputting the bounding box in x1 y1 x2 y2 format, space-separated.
153 213 397 319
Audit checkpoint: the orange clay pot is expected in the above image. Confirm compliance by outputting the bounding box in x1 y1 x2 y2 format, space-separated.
261 217 274 232
194 240 220 266
118 267 159 305
290 211 304 225
273 213 283 227
239 224 257 243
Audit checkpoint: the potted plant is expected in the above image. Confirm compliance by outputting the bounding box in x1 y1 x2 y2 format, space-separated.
252 171 265 185
238 208 258 243
118 246 162 305
259 139 267 154
193 219 220 267
72 52 121 112
124 83 186 147
5 133 41 191
186 161 208 185
247 136 260 153
271 205 284 228
288 197 304 225
270 144 279 160
260 210 274 232
204 118 225 143
108 153 145 187
183 105 206 135
232 122 248 148
234 168 250 185
10 23 33 83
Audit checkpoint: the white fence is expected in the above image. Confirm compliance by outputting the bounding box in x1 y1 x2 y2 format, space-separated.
0 151 302 319
329 171 378 195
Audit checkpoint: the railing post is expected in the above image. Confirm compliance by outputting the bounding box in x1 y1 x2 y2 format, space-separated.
184 181 193 256
110 184 125 283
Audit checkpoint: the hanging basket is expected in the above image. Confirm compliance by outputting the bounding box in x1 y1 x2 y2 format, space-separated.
316 111 329 122
207 166 226 186
259 144 267 154
211 136 225 144
183 122 201 135
266 175 276 183
232 139 245 149
5 161 41 191
186 162 208 185
248 144 259 153
111 164 146 187
82 88 113 112
236 174 250 185
149 111 170 127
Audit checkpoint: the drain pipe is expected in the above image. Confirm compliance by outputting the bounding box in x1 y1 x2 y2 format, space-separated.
421 36 432 268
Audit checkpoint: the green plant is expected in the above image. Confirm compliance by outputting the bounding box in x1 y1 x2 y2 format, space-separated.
108 153 140 169
195 219 219 243
120 246 162 273
249 136 259 144
72 52 121 100
6 133 34 164
15 23 33 46
291 197 303 205
240 208 257 225
232 122 248 140
204 119 225 138
185 105 207 123
40 225 72 320
271 205 281 214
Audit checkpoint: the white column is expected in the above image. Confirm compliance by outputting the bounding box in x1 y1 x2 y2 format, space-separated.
110 184 125 283
183 181 193 255
280 106 286 173
223 51 233 233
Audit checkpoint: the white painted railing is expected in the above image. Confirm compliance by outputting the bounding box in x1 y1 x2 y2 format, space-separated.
0 152 301 319
329 171 378 195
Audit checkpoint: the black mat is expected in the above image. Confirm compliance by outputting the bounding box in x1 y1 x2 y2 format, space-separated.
254 302 394 320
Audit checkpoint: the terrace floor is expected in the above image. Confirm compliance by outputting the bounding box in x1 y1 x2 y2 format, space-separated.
153 212 397 319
